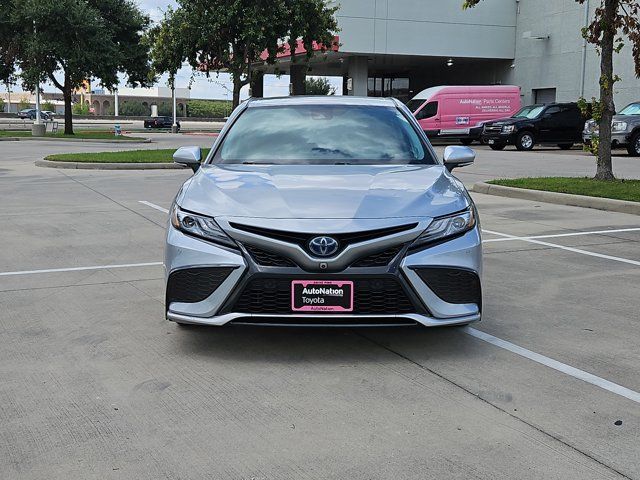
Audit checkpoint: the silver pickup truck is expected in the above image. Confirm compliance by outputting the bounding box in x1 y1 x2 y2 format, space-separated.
583 102 640 156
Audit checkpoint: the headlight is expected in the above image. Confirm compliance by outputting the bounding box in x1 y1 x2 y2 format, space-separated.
170 204 237 248
584 120 595 131
612 121 628 132
411 207 476 248
501 125 515 134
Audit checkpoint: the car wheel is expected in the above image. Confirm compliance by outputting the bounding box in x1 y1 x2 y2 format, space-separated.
489 144 506 151
627 132 640 156
558 143 574 150
516 131 535 151
460 138 473 146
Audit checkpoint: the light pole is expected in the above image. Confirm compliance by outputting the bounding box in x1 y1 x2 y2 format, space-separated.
114 88 119 117
31 20 46 136
171 74 178 133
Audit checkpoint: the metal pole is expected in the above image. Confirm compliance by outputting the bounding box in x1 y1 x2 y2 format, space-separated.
35 82 41 124
6 84 10 113
579 0 590 98
172 78 178 132
114 88 119 117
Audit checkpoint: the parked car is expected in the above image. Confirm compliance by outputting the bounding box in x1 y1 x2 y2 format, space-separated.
165 96 482 328
481 102 586 151
17 108 51 121
42 110 56 119
583 102 640 156
407 85 521 145
144 116 180 131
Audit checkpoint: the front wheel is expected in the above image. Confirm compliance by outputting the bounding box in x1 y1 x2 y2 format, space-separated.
516 132 535 151
460 138 473 146
489 144 506 151
558 143 574 150
627 132 640 156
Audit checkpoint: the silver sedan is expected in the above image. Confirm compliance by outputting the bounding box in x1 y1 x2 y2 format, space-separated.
164 96 482 328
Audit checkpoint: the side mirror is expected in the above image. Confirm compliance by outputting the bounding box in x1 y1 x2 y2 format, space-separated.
173 146 202 173
443 145 475 172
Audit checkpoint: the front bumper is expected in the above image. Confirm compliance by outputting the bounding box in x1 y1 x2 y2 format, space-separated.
583 131 629 147
164 224 482 327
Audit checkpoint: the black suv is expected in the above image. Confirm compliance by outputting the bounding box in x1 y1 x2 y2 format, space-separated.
482 103 586 151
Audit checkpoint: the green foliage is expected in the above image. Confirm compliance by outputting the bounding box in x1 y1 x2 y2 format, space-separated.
17 97 30 111
187 99 232 118
147 7 186 88
72 103 89 115
46 148 211 163
42 100 55 112
0 97 5 112
157 102 173 116
5 0 152 133
174 0 339 106
304 77 335 95
119 101 150 117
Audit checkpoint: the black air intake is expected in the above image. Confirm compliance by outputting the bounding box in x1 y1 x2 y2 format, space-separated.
166 267 235 304
414 267 481 306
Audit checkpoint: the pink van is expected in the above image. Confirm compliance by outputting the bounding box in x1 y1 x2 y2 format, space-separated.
407 85 521 144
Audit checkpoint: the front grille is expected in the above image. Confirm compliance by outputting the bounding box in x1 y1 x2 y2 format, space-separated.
483 125 502 134
351 245 404 267
414 267 481 306
229 222 418 257
243 244 296 267
166 267 234 304
229 277 417 314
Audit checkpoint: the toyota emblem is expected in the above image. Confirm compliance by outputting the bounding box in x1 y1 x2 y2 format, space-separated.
308 236 339 257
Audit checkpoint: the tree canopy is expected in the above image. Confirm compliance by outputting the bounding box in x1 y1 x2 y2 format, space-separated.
4 0 152 133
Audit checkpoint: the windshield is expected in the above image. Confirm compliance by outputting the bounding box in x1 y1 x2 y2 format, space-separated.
619 103 640 115
214 104 434 165
513 105 545 119
405 99 425 113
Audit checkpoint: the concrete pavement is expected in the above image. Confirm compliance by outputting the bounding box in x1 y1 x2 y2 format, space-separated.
1 138 639 479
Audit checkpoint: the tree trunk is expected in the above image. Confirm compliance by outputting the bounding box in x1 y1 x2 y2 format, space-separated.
232 73 242 109
62 75 74 135
595 0 617 180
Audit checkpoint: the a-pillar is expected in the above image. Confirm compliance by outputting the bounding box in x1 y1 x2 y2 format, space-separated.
250 71 264 98
289 64 308 95
346 56 368 96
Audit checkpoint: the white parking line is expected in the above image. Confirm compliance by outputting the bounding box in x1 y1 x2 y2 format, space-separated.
139 201 169 214
483 229 640 267
0 262 163 277
483 227 640 243
465 327 640 404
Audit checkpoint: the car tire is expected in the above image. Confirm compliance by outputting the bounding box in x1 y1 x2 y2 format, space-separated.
515 131 535 151
489 144 506 151
558 143 574 150
460 139 473 146
627 132 640 156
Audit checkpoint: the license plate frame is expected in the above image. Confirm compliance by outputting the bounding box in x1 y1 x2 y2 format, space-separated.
291 280 354 312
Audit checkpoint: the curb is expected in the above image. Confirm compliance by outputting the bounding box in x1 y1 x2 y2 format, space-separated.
35 159 186 170
472 181 640 216
1 136 151 143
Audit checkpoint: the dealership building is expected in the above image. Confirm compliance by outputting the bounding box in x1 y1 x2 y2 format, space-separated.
255 0 639 108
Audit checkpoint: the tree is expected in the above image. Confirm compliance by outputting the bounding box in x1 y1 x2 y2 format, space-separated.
464 0 640 180
8 0 152 134
305 77 335 95
0 97 4 112
174 0 338 108
42 100 55 112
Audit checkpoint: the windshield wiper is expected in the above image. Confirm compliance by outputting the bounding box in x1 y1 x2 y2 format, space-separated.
241 161 274 165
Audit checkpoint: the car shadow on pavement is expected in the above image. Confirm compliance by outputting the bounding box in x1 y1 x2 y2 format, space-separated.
172 324 481 364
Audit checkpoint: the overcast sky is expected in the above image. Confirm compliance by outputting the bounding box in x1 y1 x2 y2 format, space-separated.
1 0 342 99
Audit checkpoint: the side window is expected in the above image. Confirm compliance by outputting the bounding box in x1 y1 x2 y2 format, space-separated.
544 106 561 117
415 101 438 120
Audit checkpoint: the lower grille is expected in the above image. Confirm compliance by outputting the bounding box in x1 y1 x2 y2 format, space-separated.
483 125 502 134
229 277 417 314
414 268 481 305
229 317 417 326
166 267 234 304
243 244 296 267
352 245 404 267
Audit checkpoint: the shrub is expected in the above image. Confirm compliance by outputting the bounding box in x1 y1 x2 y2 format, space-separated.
42 100 56 112
72 103 90 115
0 98 5 112
18 97 30 111
119 101 150 116
305 77 335 95
187 99 231 118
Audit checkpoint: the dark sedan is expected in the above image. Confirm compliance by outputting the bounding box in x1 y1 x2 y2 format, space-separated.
144 116 180 131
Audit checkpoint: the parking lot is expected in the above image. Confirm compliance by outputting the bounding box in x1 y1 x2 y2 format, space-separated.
1 135 639 479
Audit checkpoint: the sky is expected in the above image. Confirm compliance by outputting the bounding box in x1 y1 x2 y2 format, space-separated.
1 0 342 99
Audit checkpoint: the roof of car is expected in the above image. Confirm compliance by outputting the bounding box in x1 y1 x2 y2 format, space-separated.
245 96 399 108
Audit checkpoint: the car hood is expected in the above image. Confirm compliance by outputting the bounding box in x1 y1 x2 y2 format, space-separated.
179 164 468 220
485 117 521 127
613 114 640 123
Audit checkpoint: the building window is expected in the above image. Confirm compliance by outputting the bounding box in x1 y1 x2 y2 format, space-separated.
368 77 410 102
